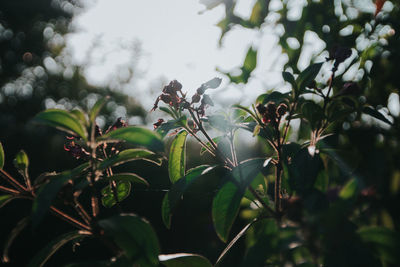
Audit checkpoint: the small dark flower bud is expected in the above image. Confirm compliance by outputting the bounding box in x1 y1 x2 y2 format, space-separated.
162 84 174 95
266 102 277 114
160 94 172 104
197 85 206 95
64 142 89 159
191 93 201 104
201 94 214 106
277 103 288 116
153 118 164 129
169 80 182 91
256 103 267 115
182 101 191 109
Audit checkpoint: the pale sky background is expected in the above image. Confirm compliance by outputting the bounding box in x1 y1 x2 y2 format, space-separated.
66 0 296 110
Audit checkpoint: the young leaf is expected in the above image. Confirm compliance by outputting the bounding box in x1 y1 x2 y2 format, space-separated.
99 149 162 170
2 217 30 263
34 109 88 141
339 178 358 200
212 158 268 242
101 181 131 208
28 231 90 267
282 71 297 92
107 173 149 187
363 106 393 125
296 62 323 93
168 130 188 184
162 165 216 229
97 126 164 152
0 142 4 169
13 150 29 179
32 163 89 228
70 109 88 127
0 195 14 209
99 214 160 266
89 96 109 124
159 253 213 267
243 47 257 73
202 77 222 89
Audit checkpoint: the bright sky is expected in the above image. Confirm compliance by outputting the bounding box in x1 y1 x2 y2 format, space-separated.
66 0 291 109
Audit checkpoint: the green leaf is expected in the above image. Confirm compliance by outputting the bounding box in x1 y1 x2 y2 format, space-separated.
202 77 222 89
2 217 30 263
363 106 393 125
168 130 188 184
212 158 269 242
256 91 290 105
99 149 162 170
301 101 324 129
34 109 88 140
162 165 216 229
107 173 149 187
358 226 400 263
89 96 109 124
0 142 4 169
0 195 14 209
97 126 164 152
215 219 257 266
243 47 257 73
159 253 213 267
156 117 186 138
28 231 90 267
70 109 88 127
288 148 323 196
296 62 323 93
99 214 160 266
32 163 89 228
339 178 358 200
101 181 131 208
13 150 29 179
282 71 297 92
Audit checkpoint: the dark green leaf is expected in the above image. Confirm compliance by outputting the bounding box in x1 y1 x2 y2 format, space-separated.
101 181 131 208
99 149 162 170
162 165 216 229
301 101 324 129
28 231 90 267
89 96 109 124
159 253 213 267
0 142 4 169
339 178 358 200
13 150 29 179
296 62 323 93
34 109 88 140
288 148 323 196
168 130 188 183
212 158 269 242
358 226 400 263
282 71 297 92
98 126 164 152
2 217 29 263
156 117 186 138
256 91 290 105
32 163 89 228
363 106 393 125
99 214 160 266
0 195 14 209
107 173 149 187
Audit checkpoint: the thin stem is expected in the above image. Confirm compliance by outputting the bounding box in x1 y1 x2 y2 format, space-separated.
73 198 92 225
50 206 91 231
0 185 20 194
248 186 276 216
0 169 27 192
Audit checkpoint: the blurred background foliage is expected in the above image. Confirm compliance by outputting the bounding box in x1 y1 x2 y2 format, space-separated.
0 0 399 266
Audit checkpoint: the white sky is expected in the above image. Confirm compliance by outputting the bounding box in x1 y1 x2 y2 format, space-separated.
66 0 292 109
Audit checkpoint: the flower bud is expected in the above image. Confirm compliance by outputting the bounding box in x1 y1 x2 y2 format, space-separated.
197 86 206 95
160 94 172 104
170 80 182 91
256 103 267 115
153 118 164 129
266 102 277 114
277 103 288 116
191 93 201 104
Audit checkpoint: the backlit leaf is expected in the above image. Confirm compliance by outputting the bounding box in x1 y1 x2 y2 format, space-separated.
159 253 212 267
168 130 188 183
99 149 162 170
